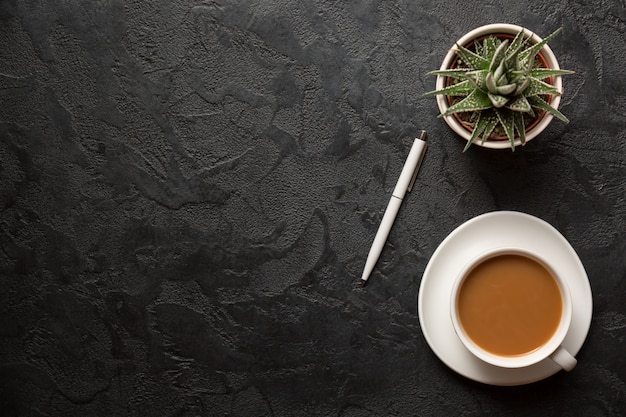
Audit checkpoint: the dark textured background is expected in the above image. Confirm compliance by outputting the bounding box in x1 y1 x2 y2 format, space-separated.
1 0 625 415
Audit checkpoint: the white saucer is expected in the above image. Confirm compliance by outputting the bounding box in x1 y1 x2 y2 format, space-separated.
418 211 592 386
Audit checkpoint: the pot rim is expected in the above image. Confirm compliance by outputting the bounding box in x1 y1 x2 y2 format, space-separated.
435 23 564 150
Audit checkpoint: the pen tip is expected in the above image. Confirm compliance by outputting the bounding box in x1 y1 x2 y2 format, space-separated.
359 279 367 287
419 130 427 141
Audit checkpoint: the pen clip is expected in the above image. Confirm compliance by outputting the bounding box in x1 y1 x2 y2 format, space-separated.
407 131 427 192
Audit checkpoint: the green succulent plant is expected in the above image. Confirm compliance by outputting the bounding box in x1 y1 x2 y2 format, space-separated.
425 28 573 151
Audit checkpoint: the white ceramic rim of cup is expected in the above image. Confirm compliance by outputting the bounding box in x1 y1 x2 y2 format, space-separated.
434 23 563 149
449 247 573 369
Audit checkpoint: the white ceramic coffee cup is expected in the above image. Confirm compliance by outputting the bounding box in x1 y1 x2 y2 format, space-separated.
450 247 577 371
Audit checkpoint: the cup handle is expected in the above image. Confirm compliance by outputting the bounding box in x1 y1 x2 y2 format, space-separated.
549 346 577 371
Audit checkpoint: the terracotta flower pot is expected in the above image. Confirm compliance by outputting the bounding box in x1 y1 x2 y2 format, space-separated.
434 24 565 150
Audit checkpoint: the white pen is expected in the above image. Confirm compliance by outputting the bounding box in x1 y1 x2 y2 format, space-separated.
360 131 428 285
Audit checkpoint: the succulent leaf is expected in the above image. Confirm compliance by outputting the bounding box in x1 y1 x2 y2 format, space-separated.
473 39 483 56
465 70 488 90
529 68 575 80
483 37 498 60
441 89 492 116
497 73 509 86
463 112 499 152
493 60 506 82
509 70 525 82
505 31 527 68
496 83 517 95
489 40 509 72
519 28 563 70
485 72 497 93
480 113 499 144
514 77 531 95
464 115 487 152
456 43 489 70
488 93 508 108
506 96 532 113
424 80 474 96
529 95 569 123
495 108 516 151
514 112 526 145
426 69 472 79
524 77 561 96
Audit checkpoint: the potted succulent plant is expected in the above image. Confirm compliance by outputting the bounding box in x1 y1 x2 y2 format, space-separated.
425 24 573 151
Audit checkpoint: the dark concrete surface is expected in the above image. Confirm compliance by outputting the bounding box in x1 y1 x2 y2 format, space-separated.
1 0 625 415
